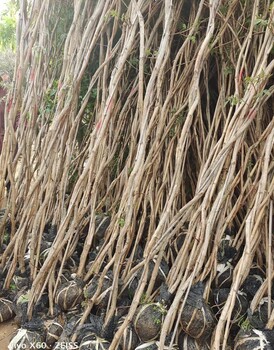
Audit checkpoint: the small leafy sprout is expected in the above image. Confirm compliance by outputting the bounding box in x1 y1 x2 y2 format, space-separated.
176 112 186 125
109 10 119 18
128 57 139 68
171 108 177 114
104 9 119 21
225 95 242 106
219 4 228 15
9 282 16 291
81 299 88 307
140 293 149 304
145 49 159 59
244 71 271 88
145 48 152 57
17 292 30 304
118 217 125 227
247 160 253 172
189 35 196 43
238 316 252 331
121 13 127 22
83 288 89 299
3 232 9 244
255 89 271 100
153 302 167 315
224 65 234 76
254 17 269 28
152 316 162 325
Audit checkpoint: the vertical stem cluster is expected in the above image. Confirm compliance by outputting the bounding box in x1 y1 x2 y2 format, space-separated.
0 0 273 348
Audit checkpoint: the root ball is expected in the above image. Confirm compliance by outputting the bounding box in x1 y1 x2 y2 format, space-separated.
116 318 139 350
46 321 63 348
134 303 166 342
178 333 210 350
8 329 44 350
79 334 110 350
180 300 216 339
234 329 273 350
55 281 83 311
0 298 15 322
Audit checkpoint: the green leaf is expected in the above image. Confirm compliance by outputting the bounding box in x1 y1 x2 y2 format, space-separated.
3 232 9 244
262 89 271 96
17 292 30 304
145 48 152 57
9 282 16 291
189 35 196 43
118 217 125 227
109 10 119 18
225 95 241 106
254 18 268 27
224 65 234 75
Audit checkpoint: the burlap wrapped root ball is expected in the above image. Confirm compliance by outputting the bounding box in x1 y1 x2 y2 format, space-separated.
214 261 233 288
135 341 159 350
212 288 248 323
0 298 15 322
135 342 159 350
247 297 274 329
79 334 111 350
234 329 274 350
242 273 264 300
46 321 63 348
116 317 139 350
133 302 166 342
178 333 210 350
8 329 44 350
135 341 177 350
55 280 83 311
127 260 169 298
84 274 112 309
180 299 216 339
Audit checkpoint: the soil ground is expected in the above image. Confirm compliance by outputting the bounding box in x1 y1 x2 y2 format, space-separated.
0 320 18 350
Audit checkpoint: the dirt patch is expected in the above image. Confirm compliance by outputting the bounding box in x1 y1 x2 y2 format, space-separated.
0 319 18 350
